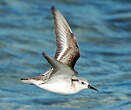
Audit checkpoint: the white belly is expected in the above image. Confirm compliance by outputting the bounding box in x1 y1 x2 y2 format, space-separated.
37 81 76 95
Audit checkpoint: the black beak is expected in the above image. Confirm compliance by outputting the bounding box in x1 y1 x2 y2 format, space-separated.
88 85 98 91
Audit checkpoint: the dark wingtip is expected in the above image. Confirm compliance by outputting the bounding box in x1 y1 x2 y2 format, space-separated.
42 52 46 57
51 6 56 16
42 52 49 59
51 6 55 11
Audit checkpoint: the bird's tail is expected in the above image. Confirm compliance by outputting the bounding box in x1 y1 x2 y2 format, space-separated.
21 78 35 85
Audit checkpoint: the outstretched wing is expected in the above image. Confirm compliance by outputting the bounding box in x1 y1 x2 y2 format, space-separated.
52 6 80 69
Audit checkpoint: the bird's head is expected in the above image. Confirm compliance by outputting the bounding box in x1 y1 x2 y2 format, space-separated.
72 77 98 91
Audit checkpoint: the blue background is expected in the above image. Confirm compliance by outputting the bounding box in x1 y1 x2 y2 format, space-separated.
0 0 131 110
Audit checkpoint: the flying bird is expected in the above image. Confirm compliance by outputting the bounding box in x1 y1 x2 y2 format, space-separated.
21 6 97 95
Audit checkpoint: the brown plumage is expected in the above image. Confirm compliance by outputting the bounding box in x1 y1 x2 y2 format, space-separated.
51 6 80 69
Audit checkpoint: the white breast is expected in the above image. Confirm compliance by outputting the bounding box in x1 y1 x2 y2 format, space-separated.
37 81 78 95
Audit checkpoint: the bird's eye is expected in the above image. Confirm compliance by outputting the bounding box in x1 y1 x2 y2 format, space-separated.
81 82 85 84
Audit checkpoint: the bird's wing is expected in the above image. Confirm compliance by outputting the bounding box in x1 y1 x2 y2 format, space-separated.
52 6 80 69
42 52 75 79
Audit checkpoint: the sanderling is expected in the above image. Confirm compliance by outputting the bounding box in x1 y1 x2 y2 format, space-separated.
21 6 97 95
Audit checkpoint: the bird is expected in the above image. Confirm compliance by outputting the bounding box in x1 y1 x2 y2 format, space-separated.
21 6 98 95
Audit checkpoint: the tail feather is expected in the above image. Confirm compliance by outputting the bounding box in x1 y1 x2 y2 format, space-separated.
21 78 34 85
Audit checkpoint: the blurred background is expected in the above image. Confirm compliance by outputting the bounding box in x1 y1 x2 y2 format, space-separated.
0 0 131 110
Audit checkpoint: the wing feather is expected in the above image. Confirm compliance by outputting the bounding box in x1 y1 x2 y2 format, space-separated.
52 6 80 68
